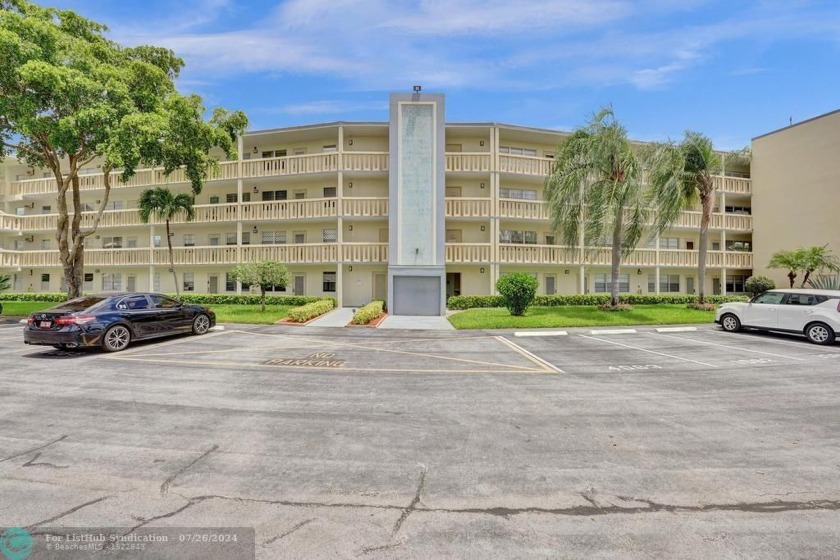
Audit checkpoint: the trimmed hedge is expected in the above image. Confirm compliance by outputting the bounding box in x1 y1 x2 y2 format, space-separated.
287 299 336 323
0 292 335 307
447 293 749 310
352 301 384 325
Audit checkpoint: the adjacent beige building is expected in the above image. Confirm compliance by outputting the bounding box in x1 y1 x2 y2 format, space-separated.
0 92 761 305
752 109 840 287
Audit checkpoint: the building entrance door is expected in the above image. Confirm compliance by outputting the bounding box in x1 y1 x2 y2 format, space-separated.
373 273 387 303
294 274 305 296
209 275 219 294
686 277 695 295
713 278 721 295
446 273 461 298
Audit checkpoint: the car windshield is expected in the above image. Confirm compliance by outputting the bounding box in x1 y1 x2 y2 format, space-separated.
47 296 107 312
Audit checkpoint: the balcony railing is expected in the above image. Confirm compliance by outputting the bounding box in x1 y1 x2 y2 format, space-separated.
445 197 491 218
342 197 388 217
445 153 491 173
343 152 389 172
498 199 550 221
445 243 491 263
498 154 552 177
0 213 20 232
241 153 338 179
242 199 338 221
342 243 388 263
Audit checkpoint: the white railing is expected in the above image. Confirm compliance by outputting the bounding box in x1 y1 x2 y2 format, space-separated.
342 152 388 172
446 197 491 218
342 197 388 217
498 199 550 220
241 243 339 264
0 250 21 268
445 153 491 173
0 212 20 232
498 154 552 176
716 176 751 195
241 153 338 178
342 243 388 263
498 244 577 265
241 199 337 221
445 243 491 263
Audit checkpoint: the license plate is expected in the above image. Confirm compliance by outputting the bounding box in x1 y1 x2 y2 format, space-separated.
39 321 52 329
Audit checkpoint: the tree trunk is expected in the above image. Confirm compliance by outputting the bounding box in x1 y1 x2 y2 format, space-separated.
697 190 714 305
62 244 84 299
610 209 624 307
801 271 812 288
260 286 266 312
166 220 179 297
788 271 796 289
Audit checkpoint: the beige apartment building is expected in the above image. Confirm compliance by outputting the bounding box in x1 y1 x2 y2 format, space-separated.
0 92 757 310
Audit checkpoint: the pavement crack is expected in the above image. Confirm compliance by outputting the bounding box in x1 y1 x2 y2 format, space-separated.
263 518 316 546
27 495 111 530
391 467 427 536
160 444 219 496
358 540 405 556
124 497 210 537
580 488 600 508
178 492 404 512
0 435 68 464
22 452 68 469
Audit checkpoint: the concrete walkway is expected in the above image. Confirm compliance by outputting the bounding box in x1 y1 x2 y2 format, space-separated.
306 308 455 330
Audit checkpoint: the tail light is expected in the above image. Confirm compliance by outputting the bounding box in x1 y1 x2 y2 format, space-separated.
55 315 96 326
27 316 35 324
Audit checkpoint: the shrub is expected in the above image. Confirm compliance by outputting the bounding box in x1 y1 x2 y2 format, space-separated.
447 293 749 310
287 299 335 323
599 302 633 312
352 301 385 325
744 276 775 297
496 273 539 316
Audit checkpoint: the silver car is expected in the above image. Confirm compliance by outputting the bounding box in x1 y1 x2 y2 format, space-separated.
716 289 840 345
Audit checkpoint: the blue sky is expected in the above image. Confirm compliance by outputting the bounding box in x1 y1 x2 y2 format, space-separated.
52 0 840 149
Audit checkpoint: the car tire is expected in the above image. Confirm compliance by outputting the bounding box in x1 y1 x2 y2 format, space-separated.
805 322 835 345
720 313 741 333
192 314 211 335
102 325 131 352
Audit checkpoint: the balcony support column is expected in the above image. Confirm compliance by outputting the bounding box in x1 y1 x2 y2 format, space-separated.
721 268 728 296
654 232 660 295
148 225 156 292
337 169 344 307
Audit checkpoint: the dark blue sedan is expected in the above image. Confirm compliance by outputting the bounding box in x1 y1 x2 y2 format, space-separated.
24 293 215 352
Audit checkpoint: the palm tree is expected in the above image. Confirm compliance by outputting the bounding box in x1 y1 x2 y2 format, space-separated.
138 187 195 296
546 108 673 307
645 132 721 304
768 249 805 288
799 245 840 287
0 274 10 293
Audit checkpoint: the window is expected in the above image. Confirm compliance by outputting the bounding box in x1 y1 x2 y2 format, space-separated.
323 187 337 198
499 187 538 200
262 149 286 158
712 242 721 251
183 234 195 247
106 200 124 211
648 237 679 249
126 275 136 292
225 273 236 292
83 273 94 291
153 273 161 292
323 229 337 243
294 232 305 244
262 231 287 244
209 234 220 246
210 196 220 204
226 233 237 245
226 193 238 203
41 273 50 282
752 291 784 304
102 236 123 249
294 190 306 200
293 148 306 155
241 232 250 245
42 205 51 214
262 190 287 201
323 144 337 152
727 241 752 252
545 235 555 245
41 239 50 250
499 230 537 244
726 275 747 293
183 272 195 292
499 145 538 156
725 205 751 215
149 294 180 309
595 273 629 293
117 295 149 310
242 192 251 202
102 273 122 291
785 293 819 306
322 272 336 292
153 235 161 247
649 274 680 293
126 237 138 248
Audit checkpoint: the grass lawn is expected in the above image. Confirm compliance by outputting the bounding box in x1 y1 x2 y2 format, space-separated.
0 301 293 325
448 304 716 330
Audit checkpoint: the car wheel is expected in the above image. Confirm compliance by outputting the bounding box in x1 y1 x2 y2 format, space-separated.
805 322 835 345
192 314 211 335
102 325 131 352
720 313 741 333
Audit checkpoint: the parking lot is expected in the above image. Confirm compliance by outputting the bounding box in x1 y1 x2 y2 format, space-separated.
1 322 840 558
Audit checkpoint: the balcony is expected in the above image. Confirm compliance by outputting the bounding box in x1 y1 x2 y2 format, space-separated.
242 199 337 221
498 199 550 221
445 198 491 218
445 243 491 263
0 212 20 232
445 153 491 173
241 153 338 179
342 243 388 263
496 245 753 269
498 154 552 177
342 197 388 217
343 152 389 172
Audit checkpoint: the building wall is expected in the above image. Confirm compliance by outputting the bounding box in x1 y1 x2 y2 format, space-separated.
752 110 840 287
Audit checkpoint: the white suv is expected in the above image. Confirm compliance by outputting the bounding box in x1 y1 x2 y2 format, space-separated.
716 289 840 345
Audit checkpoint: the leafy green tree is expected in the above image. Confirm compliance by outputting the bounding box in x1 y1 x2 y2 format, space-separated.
744 275 775 297
230 261 289 311
768 249 805 288
0 274 9 315
496 273 538 316
545 108 676 307
0 1 247 298
138 187 195 297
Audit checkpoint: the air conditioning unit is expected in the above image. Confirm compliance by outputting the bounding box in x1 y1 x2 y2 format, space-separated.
24 236 34 242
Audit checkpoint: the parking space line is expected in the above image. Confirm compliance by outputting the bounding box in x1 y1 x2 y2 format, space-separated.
495 336 564 373
579 335 718 368
703 330 840 353
590 329 637 335
656 327 698 333
513 331 567 337
653 333 807 361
